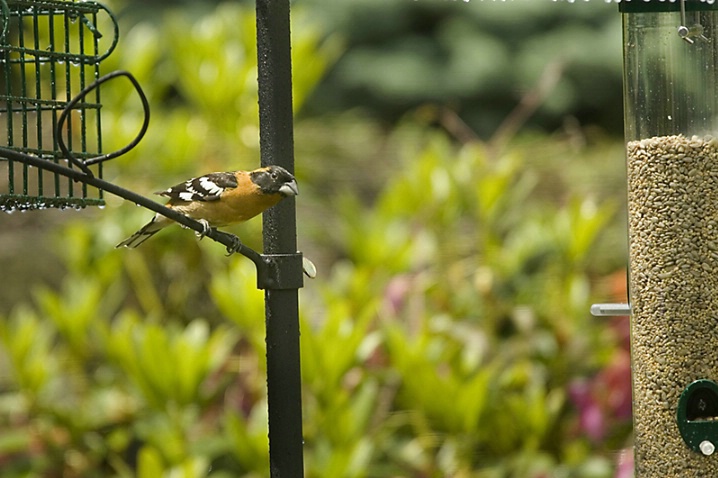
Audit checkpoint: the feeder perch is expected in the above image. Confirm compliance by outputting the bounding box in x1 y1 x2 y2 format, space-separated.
621 0 718 475
0 0 117 212
677 379 718 456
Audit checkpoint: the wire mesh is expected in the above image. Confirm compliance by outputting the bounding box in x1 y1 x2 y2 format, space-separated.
0 0 118 211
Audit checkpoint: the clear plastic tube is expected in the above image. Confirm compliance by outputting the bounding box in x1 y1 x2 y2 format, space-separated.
622 3 718 475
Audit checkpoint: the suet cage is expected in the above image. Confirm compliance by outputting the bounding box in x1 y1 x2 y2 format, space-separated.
0 0 117 211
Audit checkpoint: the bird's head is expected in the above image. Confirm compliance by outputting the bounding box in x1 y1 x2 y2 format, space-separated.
251 165 298 197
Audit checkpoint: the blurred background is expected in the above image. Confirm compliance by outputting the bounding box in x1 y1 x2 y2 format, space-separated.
0 1 633 477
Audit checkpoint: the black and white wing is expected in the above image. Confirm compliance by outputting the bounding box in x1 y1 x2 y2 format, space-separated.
157 172 238 202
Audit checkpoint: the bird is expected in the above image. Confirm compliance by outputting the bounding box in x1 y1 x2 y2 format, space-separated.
116 165 298 249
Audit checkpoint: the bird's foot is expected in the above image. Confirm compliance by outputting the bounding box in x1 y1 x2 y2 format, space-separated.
195 219 214 241
225 234 244 256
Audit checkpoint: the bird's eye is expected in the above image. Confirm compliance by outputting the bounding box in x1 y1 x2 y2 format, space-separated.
271 172 278 179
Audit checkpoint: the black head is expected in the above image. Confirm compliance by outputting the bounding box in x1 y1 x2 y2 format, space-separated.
250 165 298 197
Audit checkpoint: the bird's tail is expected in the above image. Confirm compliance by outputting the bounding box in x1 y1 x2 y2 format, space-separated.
116 215 169 248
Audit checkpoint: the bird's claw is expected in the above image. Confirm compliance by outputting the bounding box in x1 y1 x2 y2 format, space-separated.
195 219 213 241
225 235 244 256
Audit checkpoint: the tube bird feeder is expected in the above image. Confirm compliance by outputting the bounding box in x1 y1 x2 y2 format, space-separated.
621 0 718 475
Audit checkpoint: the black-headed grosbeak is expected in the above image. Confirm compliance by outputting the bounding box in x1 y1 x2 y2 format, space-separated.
116 165 298 248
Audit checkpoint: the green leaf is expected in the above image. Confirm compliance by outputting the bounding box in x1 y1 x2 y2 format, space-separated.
138 446 165 478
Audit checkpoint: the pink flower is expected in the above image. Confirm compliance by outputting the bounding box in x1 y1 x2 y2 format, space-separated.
569 380 607 441
383 275 412 315
615 447 634 478
568 349 632 442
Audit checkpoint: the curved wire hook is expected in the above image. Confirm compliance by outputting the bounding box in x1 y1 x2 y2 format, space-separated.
0 1 118 64
56 70 150 176
0 0 9 41
85 1 121 64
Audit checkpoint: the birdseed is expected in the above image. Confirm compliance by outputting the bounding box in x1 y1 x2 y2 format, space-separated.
627 134 718 475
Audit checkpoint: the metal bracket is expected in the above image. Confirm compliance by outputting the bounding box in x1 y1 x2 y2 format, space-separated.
678 0 709 44
257 253 305 290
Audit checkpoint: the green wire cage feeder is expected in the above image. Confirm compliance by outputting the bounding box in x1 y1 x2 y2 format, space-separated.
0 0 117 211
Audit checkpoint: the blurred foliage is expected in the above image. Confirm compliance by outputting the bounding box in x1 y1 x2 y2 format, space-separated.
0 1 634 478
297 0 625 137
118 0 625 136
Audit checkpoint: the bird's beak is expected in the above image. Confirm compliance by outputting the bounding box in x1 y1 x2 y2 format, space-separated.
279 180 299 197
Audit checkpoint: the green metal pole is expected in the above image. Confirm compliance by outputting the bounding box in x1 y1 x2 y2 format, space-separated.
255 0 304 476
